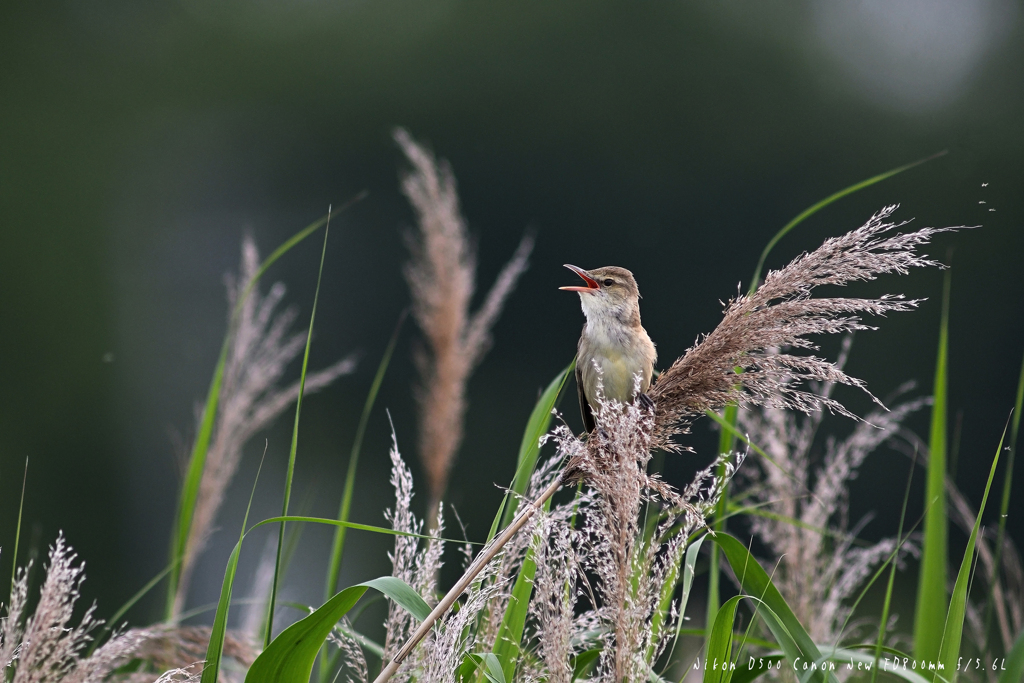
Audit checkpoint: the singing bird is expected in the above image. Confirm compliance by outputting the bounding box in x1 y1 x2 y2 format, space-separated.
560 265 657 433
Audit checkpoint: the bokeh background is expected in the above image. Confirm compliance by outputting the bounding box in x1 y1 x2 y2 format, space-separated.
2 0 1023 637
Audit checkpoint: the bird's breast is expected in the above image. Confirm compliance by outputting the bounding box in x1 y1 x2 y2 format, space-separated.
578 322 655 405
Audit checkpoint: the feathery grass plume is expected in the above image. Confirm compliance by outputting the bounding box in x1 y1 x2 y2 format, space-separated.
0 534 164 683
381 432 445 667
380 430 506 683
326 620 368 683
649 205 960 450
173 234 357 618
526 502 581 683
395 127 535 518
544 376 744 683
735 345 927 642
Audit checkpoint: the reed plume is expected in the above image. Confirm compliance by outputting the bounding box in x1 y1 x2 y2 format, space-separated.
650 205 960 449
0 533 165 683
395 127 534 519
173 234 357 618
736 344 927 642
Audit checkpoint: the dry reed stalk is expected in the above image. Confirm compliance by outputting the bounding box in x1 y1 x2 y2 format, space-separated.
395 128 534 520
172 235 357 618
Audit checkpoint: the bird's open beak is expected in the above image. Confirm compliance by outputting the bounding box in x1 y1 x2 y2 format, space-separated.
559 264 600 292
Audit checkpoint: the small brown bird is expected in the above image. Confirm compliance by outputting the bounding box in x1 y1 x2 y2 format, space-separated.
560 264 657 432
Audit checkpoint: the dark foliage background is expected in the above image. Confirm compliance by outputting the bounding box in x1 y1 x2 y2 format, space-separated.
1 0 1022 631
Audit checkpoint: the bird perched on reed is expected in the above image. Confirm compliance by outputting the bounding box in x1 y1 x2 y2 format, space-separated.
561 264 657 432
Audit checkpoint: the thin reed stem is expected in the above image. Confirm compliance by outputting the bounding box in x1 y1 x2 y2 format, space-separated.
372 473 565 683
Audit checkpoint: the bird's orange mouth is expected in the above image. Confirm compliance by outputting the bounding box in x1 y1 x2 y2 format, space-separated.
559 264 600 292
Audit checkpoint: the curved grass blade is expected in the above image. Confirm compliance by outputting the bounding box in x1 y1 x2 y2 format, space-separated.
167 196 364 619
659 534 705 666
246 576 427 683
572 649 601 680
936 423 1005 682
326 310 408 600
467 653 508 683
915 268 951 666
999 627 1024 683
712 532 836 683
707 404 738 638
703 595 743 683
985 347 1024 649
200 447 268 683
746 151 946 294
265 215 332 648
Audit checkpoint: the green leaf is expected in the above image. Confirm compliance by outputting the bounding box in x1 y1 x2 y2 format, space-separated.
915 267 951 666
364 575 431 622
265 215 333 648
711 532 836 683
467 653 508 683
658 535 705 665
246 576 429 683
703 595 743 683
985 346 1024 647
491 547 537 682
325 311 407 600
998 627 1024 683
497 360 574 533
936 426 1004 683
572 649 601 680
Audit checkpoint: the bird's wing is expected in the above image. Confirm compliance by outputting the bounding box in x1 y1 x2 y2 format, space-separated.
576 362 595 434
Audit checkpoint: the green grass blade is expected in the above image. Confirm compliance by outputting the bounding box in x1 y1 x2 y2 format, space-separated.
491 547 537 683
265 219 332 647
706 404 738 639
871 449 918 683
746 151 946 294
937 425 1005 683
11 457 27 595
915 267 951 666
246 576 427 683
325 310 407 601
572 649 601 680
998 628 1024 683
703 595 743 683
167 198 362 619
985 346 1024 649
497 360 574 533
657 534 706 667
200 446 268 683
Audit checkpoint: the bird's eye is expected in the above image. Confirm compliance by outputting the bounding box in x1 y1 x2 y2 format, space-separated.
603 279 614 286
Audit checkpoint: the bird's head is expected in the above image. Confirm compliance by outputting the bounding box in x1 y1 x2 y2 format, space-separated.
560 264 642 324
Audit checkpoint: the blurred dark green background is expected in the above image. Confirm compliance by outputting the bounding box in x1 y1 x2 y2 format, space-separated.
1 0 1022 632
